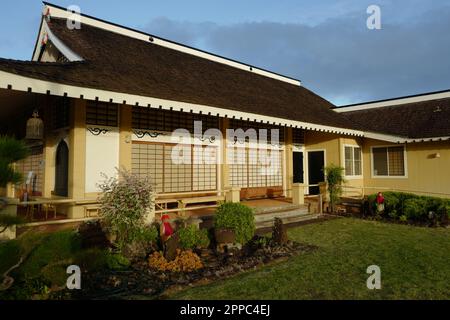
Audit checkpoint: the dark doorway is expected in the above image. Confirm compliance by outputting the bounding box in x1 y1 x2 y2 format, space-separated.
54 140 69 197
293 152 304 184
307 151 325 195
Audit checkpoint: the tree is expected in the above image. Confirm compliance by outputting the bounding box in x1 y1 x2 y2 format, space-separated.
0 135 29 188
0 136 29 233
324 164 346 213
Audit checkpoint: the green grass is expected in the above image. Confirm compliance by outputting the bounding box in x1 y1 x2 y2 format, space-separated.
170 218 450 300
16 230 82 286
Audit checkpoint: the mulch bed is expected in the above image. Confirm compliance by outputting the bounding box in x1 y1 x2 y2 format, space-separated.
67 238 317 300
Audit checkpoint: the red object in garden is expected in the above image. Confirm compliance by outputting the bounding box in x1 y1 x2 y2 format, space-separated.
161 214 174 237
376 192 385 204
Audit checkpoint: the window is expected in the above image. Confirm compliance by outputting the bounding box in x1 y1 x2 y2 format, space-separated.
344 146 362 176
86 101 119 127
229 147 283 188
372 146 406 177
292 128 305 145
229 119 285 144
131 142 217 193
132 107 219 134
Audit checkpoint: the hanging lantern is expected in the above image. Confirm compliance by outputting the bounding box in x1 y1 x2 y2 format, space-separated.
26 110 44 140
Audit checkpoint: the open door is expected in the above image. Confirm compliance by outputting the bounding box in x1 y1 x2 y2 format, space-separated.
54 140 69 197
307 151 325 195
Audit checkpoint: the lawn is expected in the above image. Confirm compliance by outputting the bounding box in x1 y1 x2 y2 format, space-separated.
170 218 450 300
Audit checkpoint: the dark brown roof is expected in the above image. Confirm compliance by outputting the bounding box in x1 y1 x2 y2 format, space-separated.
0 17 356 130
341 97 450 139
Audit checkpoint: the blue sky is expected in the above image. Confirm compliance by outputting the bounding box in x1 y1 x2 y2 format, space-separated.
1 0 449 105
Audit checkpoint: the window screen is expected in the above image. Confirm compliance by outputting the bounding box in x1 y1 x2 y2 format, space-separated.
132 142 217 193
86 101 118 127
132 107 219 133
229 147 283 188
344 146 362 176
372 146 405 176
15 146 44 195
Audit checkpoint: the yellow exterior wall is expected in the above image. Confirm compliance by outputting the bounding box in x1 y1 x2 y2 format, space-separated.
362 139 450 198
304 131 365 197
305 131 341 166
67 99 87 218
284 128 293 197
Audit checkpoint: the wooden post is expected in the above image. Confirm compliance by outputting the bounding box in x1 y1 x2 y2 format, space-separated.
292 183 305 205
225 187 241 203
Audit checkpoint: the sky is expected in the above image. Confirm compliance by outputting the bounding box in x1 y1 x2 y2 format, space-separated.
0 0 449 105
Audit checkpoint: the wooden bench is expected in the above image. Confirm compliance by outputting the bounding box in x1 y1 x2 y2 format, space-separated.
178 195 225 208
84 205 101 218
155 198 178 211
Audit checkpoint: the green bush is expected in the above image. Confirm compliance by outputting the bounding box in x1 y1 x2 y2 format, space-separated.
105 253 130 270
214 202 255 244
404 198 428 220
178 225 210 249
135 224 159 244
383 193 400 213
367 191 450 224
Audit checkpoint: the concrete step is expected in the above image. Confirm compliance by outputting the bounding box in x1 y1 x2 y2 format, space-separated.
254 206 309 223
253 203 305 215
256 213 321 229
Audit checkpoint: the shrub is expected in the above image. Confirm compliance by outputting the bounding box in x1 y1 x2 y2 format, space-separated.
324 164 345 212
404 198 428 220
105 253 130 270
178 225 210 249
97 168 155 252
214 202 255 244
383 193 400 213
0 136 29 188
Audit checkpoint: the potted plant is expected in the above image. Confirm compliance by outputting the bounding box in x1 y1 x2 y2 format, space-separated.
214 227 236 244
214 202 255 245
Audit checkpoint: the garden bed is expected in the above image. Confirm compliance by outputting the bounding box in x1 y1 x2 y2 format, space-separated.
69 236 316 300
334 192 450 228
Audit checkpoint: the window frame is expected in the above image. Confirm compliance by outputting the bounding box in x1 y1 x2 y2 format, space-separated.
342 144 363 179
370 145 408 179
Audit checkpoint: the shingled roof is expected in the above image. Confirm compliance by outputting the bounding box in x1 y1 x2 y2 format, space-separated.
0 16 357 131
339 95 450 139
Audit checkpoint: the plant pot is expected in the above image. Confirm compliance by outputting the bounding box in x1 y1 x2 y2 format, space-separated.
214 228 236 244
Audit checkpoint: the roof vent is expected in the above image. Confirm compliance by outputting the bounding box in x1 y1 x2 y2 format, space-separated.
433 106 442 113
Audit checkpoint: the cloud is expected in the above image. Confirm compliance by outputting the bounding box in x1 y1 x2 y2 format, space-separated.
142 4 450 105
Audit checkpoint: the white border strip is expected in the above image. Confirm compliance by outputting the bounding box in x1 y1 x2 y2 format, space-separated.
42 19 84 62
0 70 363 137
364 131 450 143
34 4 300 86
335 91 450 113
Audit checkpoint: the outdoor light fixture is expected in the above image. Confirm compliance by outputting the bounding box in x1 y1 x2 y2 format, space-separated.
25 109 44 141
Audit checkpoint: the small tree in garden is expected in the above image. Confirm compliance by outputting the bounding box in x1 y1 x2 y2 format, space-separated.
214 202 255 244
0 136 29 234
97 168 155 252
0 135 29 189
324 164 346 213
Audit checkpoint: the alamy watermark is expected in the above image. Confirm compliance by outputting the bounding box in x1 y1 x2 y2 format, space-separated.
67 5 82 30
366 265 381 289
367 5 382 30
169 121 281 176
